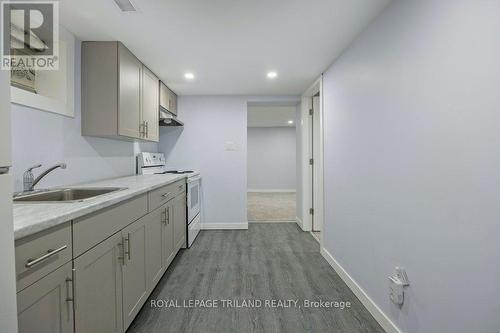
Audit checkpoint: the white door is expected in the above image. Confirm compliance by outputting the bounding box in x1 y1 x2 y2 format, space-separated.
311 95 322 232
0 66 18 333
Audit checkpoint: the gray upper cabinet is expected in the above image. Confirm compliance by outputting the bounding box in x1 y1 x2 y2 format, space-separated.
73 232 123 333
118 43 142 139
82 41 159 142
159 81 177 116
142 66 159 141
17 262 74 333
121 217 148 330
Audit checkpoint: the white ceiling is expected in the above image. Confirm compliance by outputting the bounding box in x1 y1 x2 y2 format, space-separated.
248 106 297 128
59 0 390 95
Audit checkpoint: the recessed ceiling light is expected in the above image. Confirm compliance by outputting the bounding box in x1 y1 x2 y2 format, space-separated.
267 71 277 79
184 73 195 80
288 120 294 124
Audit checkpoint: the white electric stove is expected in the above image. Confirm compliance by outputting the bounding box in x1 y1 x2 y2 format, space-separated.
137 152 201 248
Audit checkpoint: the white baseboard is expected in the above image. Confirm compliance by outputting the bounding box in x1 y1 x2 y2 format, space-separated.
320 247 401 333
296 216 303 229
249 220 296 223
310 231 320 243
247 189 296 193
201 222 248 230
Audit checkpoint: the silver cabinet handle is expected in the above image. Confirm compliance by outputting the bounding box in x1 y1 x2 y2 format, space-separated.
119 240 126 266
65 277 73 302
161 192 172 200
25 245 67 268
123 236 131 262
167 206 170 224
71 268 77 310
162 207 167 225
127 233 131 260
145 121 149 137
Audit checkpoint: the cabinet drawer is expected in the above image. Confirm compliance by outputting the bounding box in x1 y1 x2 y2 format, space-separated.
148 180 185 212
15 222 72 292
73 194 148 257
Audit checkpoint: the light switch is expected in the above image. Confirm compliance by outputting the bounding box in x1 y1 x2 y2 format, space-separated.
225 141 237 151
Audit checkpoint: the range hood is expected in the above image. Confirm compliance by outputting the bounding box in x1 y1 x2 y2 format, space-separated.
159 108 184 127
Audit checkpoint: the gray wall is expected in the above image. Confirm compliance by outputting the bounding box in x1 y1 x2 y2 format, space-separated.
322 1 500 333
10 39 158 193
159 95 299 226
247 127 296 191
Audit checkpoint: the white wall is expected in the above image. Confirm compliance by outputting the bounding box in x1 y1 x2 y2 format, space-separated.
10 38 158 193
247 127 296 191
322 1 500 333
159 95 299 227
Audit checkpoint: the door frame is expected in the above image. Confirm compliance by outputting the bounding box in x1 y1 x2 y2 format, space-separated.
299 76 324 242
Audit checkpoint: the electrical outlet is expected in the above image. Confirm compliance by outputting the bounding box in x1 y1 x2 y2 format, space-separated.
389 276 404 305
389 267 410 306
225 141 237 151
395 267 410 286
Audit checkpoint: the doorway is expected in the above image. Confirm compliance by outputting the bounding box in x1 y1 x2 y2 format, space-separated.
246 103 298 222
299 77 324 244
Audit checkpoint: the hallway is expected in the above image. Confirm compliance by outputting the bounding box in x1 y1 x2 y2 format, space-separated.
127 224 383 333
247 192 296 222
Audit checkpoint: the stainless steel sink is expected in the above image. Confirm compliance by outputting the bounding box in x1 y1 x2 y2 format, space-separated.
13 187 126 203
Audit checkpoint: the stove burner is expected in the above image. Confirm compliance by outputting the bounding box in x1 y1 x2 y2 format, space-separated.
155 170 194 175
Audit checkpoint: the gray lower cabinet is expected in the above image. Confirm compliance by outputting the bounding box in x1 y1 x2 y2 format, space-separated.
17 262 74 333
163 203 175 267
173 191 187 251
145 204 167 293
122 217 148 330
15 181 188 333
73 232 123 333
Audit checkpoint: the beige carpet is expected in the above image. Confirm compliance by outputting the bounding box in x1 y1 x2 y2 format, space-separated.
247 192 296 222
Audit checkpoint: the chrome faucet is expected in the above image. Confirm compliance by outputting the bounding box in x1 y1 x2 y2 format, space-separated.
23 164 42 192
24 163 67 192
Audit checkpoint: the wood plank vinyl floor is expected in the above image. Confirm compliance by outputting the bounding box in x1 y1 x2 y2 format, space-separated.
127 223 385 333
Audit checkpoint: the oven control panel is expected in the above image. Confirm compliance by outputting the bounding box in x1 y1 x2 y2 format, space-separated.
137 152 166 168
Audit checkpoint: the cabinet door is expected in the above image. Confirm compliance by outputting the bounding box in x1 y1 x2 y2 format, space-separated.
74 233 123 333
163 203 175 267
168 89 177 116
17 262 73 333
145 206 165 293
142 66 159 142
173 193 187 251
121 217 148 330
159 82 170 112
118 43 142 139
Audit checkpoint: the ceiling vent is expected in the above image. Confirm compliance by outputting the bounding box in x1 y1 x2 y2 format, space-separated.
113 0 136 12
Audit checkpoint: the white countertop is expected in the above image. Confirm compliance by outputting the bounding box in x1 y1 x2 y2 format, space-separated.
13 174 192 240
